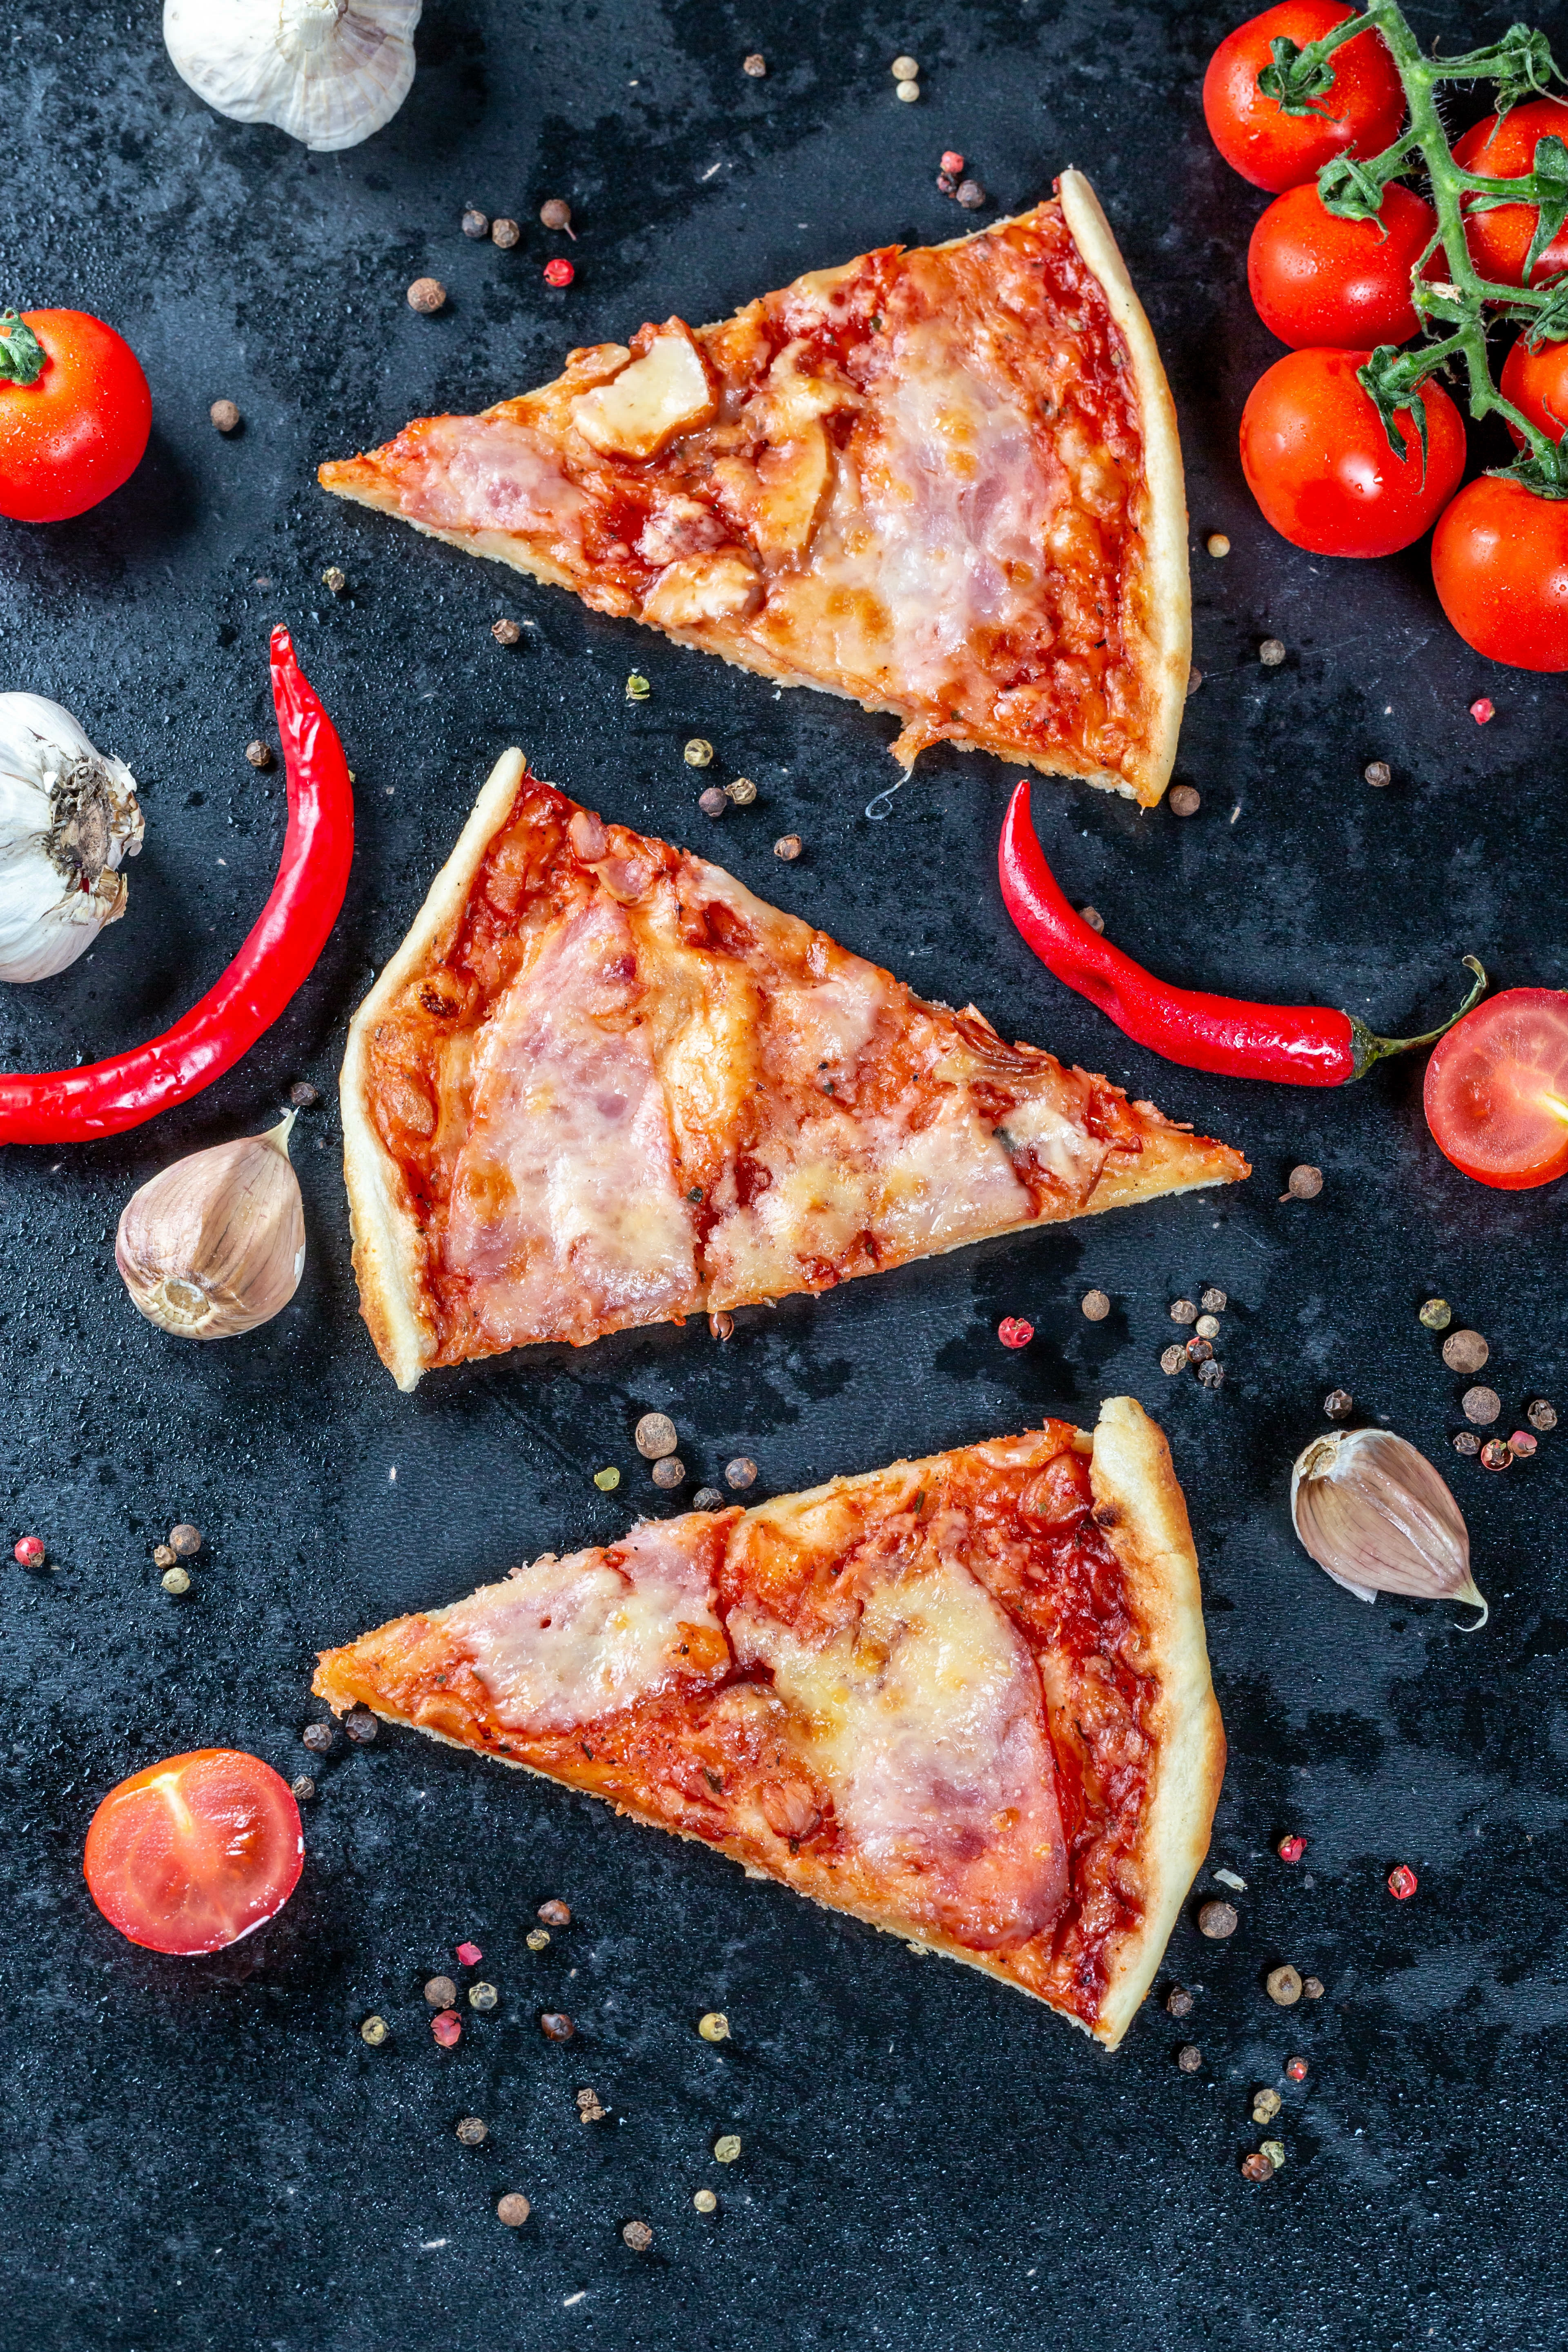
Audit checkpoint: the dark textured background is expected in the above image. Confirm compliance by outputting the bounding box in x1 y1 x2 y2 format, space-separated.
2 2 1565 2346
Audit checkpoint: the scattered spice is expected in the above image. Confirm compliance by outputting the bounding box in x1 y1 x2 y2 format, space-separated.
698 786 728 817
322 566 346 594
245 739 273 770
1266 1964 1303 2007
1528 1399 1557 1431
1160 1344 1187 1375
709 1310 735 1340
1206 532 1231 557
941 150 965 174
1259 637 1286 666
1388 1863 1418 1901
456 2116 489 2145
774 833 803 860
1187 666 1203 695
895 78 920 101
1470 697 1494 724
425 1975 458 2007
1195 1313 1221 1341
891 54 920 77
290 1081 321 1108
956 179 987 208
698 2011 730 2042
540 2011 575 2041
210 397 241 434
693 1486 724 1509
1324 1388 1354 1420
461 206 489 238
1462 1385 1501 1425
160 1565 190 1594
497 2193 531 2228
543 258 575 288
593 1467 620 1492
1277 1834 1306 1863
1510 1429 1539 1457
1241 2152 1276 2183
1213 1869 1247 1892
170 1523 201 1558
625 673 650 701
1364 760 1392 787
1169 785 1201 817
491 217 520 249
1441 1328 1489 1374
1419 1298 1452 1330
635 1412 679 1460
1186 1336 1213 1363
539 198 574 234
1252 2087 1282 2123
576 2087 607 2120
538 1899 572 1925
407 276 446 313
469 1981 499 2010
343 1706 378 1744
1285 2056 1310 2083
1080 1288 1111 1322
623 2220 653 2251
684 738 715 768
714 2134 742 2164
693 2188 718 2212
1303 1976 1324 2000
1079 904 1104 932
1165 1986 1193 2017
526 1929 550 1952
1453 1430 1481 1456
725 1457 758 1489
1481 1439 1514 1470
1170 1299 1198 1325
11 1535 44 1567
1261 2139 1286 2171
431 2009 462 2047
652 1457 685 1489
998 1316 1034 1349
742 52 766 76
1198 1900 1238 1939
302 1721 335 1754
455 1940 482 1967
153 1543 178 1568
291 1775 315 1802
1197 1359 1225 1389
1285 1163 1323 1200
1201 1287 1227 1313
492 617 521 646
1176 2043 1202 2073
726 777 757 805
361 2014 388 2046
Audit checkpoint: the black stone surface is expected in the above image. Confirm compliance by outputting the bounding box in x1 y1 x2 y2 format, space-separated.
2 3 1565 2346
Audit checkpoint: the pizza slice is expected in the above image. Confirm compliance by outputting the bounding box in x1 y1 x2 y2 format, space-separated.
320 172 1189 806
314 1397 1225 2048
341 757 1247 1388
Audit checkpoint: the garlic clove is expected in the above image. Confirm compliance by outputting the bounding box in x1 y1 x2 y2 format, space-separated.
116 1114 307 1341
0 694 143 983
163 0 421 153
1290 1427 1487 1627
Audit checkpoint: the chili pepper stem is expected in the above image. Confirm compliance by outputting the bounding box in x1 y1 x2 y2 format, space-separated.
1347 956 1488 1078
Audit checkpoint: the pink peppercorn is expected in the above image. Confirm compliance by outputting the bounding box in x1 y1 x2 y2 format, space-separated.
1285 2056 1309 2083
12 1536 45 1567
997 1316 1033 1350
432 2009 463 2047
543 258 575 288
1276 1834 1307 1864
1470 697 1494 724
455 1941 483 1967
1388 1863 1418 1901
1510 1430 1539 1457
941 151 965 175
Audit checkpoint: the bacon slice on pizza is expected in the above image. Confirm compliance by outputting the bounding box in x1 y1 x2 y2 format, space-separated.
314 1397 1225 2048
320 172 1189 806
340 756 1247 1388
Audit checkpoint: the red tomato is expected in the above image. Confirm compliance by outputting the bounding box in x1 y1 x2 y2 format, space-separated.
0 309 151 523
1499 332 1568 446
1424 989 1568 1189
1431 475 1568 671
1240 348 1466 557
1203 2 1405 193
1452 101 1568 288
83 1748 303 1956
1248 182 1436 347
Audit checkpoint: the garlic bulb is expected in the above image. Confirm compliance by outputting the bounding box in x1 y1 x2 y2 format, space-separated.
116 1113 306 1341
163 0 421 153
1290 1427 1487 1626
0 695 143 982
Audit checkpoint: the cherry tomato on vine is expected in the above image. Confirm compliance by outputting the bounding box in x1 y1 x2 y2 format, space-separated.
1240 348 1466 557
0 308 151 523
1452 100 1568 288
83 1748 303 1955
1424 989 1568 1189
1499 332 1568 446
1430 475 1568 671
1248 182 1436 348
1203 2 1405 194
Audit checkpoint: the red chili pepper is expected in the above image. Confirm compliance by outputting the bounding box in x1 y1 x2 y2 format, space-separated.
0 628 353 1143
999 781 1484 1087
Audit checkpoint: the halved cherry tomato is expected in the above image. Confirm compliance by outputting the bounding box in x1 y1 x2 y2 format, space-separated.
83 1748 303 1956
0 309 151 524
1499 332 1568 446
1424 989 1568 1189
1248 182 1436 348
1452 100 1568 289
1203 2 1405 194
1240 347 1467 557
1431 475 1568 671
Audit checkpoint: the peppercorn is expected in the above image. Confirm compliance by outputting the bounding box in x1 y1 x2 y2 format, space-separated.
726 1457 758 1489
160 1566 190 1595
469 1981 499 2010
1261 2139 1286 2171
407 277 447 313
774 833 803 860
693 2188 718 2212
344 1706 378 1744
1165 1985 1193 2017
431 2009 461 2047
322 566 347 594
1258 637 1286 666
1510 1429 1539 1457
651 1457 685 1489
1080 1289 1110 1322
526 1929 550 1952
1197 1358 1225 1388
577 2088 607 2120
1470 697 1495 725
462 207 490 238
1325 1389 1353 1420
1462 1385 1501 1425
625 673 650 701
492 617 522 646
291 1775 315 1802
895 78 920 102
1241 2152 1275 2183
698 2011 730 2042
1185 1336 1213 1363
456 2116 489 2145
1303 1976 1324 1999
623 2220 653 2251
593 1466 620 1491
210 397 241 434
956 180 987 209
425 1976 458 2007
1267 1964 1303 2006
302 1721 335 1753
539 198 573 232
1286 1163 1323 1199
1528 1399 1557 1431
497 2193 531 2227
1388 1863 1418 1900
1169 785 1201 817
1176 2043 1202 2073
714 2134 742 2163
1277 1834 1306 1863
709 1310 734 1340
543 259 575 287
541 2010 575 2042
245 739 274 771
698 786 728 817
1206 532 1231 557
491 218 520 249
891 54 920 77
1364 760 1392 788
454 1939 481 1967
1481 1439 1513 1470
1285 2056 1309 2083
11 1534 45 1567
1252 2087 1281 2123
1195 1314 1221 1340
538 1898 572 1926
170 1523 202 1557
1079 904 1104 932
1453 1430 1481 1456
1170 1298 1198 1324
635 1412 678 1460
1187 666 1203 695
361 2014 389 2046
998 1316 1034 1349
290 1081 321 1108
1198 1900 1237 1938
726 777 758 805
1419 1297 1452 1330
684 738 714 768
1442 1328 1489 1374
153 1544 177 1569
1200 1287 1227 1313
693 1486 724 1509
742 52 767 76
1160 1345 1187 1375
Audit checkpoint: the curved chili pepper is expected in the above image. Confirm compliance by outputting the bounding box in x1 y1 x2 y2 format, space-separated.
999 780 1485 1087
0 627 354 1143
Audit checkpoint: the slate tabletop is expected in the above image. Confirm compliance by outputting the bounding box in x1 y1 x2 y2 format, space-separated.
2 2 1566 2347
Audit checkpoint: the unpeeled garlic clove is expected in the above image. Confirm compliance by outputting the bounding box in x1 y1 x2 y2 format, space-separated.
116 1114 305 1341
1290 1426 1487 1627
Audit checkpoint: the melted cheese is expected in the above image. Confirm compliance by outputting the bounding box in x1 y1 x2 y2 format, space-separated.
445 1518 728 1731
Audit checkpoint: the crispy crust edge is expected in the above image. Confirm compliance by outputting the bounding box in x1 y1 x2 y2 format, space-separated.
314 1397 1223 2049
339 746 528 1391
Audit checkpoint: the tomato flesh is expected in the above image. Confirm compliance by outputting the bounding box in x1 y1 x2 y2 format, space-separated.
1500 332 1568 448
1203 1 1405 193
1248 182 1435 348
83 1748 303 1955
1240 348 1467 558
1452 102 1568 288
1431 475 1568 673
0 309 151 524
1424 990 1568 1189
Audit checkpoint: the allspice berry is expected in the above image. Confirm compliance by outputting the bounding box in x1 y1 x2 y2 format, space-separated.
497 2193 531 2227
1168 785 1201 817
1198 1899 1238 1939
1080 1289 1111 1322
1442 1328 1489 1375
539 198 573 232
407 276 447 314
1286 1163 1323 1200
1266 1964 1303 2006
491 218 521 249
209 398 241 434
635 1412 679 1459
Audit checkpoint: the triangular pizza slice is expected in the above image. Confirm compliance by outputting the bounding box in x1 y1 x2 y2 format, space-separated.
340 755 1247 1388
314 1398 1225 2049
320 172 1189 806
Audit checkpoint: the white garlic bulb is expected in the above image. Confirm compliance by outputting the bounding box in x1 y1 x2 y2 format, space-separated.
0 694 143 983
163 0 422 153
116 1113 307 1341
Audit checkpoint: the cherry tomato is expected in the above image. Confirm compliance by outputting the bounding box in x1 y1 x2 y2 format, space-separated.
1203 2 1405 194
1240 348 1466 557
1452 100 1568 289
0 309 151 524
1248 182 1436 348
1423 988 1568 1189
1499 331 1568 446
1431 475 1568 671
83 1748 303 1956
